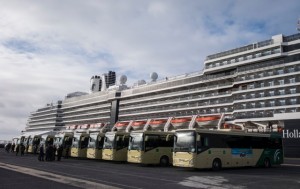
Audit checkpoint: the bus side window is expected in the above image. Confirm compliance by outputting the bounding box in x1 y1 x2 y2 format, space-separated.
145 135 159 151
201 137 209 147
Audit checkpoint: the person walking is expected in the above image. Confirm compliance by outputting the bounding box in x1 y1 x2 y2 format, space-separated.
20 143 25 156
11 143 15 153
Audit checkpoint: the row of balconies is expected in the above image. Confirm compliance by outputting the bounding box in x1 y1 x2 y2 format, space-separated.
63 106 111 117
205 47 281 69
120 81 299 112
235 78 299 92
61 96 109 110
205 39 273 61
234 87 299 100
235 67 299 82
28 117 63 123
121 69 299 108
234 98 299 110
234 108 299 119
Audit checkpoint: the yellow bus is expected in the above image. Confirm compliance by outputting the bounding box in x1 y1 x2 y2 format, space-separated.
40 134 55 148
27 134 41 153
127 131 174 166
87 132 105 159
102 131 130 161
173 129 284 170
54 132 74 157
71 132 89 158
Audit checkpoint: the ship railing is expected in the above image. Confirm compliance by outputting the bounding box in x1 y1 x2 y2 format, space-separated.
205 39 273 61
283 33 300 42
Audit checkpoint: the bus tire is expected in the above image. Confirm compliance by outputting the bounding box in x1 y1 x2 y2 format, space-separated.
160 156 169 167
212 158 222 171
263 158 271 168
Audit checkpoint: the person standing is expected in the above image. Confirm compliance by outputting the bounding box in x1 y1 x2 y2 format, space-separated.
15 144 20 156
38 145 44 161
57 145 63 161
52 145 57 161
11 143 15 153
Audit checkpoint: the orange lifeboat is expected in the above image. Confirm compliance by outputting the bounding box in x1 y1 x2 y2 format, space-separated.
89 123 103 129
115 122 129 131
68 125 78 130
171 118 191 128
80 124 90 129
223 123 242 130
115 122 129 127
150 120 167 125
149 119 167 130
196 116 220 127
131 121 147 130
132 121 147 126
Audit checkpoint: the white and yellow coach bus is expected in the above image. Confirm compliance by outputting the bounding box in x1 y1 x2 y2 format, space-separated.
127 130 174 166
71 124 90 158
86 123 108 159
102 121 131 161
173 129 283 170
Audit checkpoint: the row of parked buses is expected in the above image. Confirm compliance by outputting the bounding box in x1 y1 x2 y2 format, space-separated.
13 114 284 170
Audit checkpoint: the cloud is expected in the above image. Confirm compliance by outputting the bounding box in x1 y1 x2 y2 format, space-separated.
0 0 300 139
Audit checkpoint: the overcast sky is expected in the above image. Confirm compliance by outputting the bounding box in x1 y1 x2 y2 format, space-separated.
0 0 299 140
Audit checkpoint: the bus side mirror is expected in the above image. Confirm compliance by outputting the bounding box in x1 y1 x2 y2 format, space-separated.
166 134 171 141
196 134 201 142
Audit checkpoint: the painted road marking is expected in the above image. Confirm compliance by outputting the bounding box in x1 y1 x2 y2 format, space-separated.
0 162 120 189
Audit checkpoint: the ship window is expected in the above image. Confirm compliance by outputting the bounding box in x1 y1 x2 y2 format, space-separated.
269 91 275 96
269 81 274 86
290 98 297 105
260 83 264 87
279 100 286 106
289 78 296 83
279 90 285 95
259 92 264 97
288 67 295 72
260 102 265 107
290 88 296 94
279 80 284 85
269 101 275 107
278 70 284 74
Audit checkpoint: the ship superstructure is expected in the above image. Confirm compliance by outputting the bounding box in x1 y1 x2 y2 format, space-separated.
26 101 63 132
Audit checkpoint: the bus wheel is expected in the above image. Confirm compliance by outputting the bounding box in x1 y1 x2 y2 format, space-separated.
160 156 169 167
212 158 222 171
263 158 271 168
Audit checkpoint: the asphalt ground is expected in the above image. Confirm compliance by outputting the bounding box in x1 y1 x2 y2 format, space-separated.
0 148 300 189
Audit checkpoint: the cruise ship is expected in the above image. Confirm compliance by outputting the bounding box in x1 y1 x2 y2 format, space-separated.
25 33 300 157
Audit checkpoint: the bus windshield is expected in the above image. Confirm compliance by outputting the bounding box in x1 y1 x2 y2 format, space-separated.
129 133 144 151
72 137 79 148
88 135 97 148
103 133 115 149
174 131 196 153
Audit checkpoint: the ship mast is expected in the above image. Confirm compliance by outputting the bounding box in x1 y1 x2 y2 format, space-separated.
298 18 300 32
